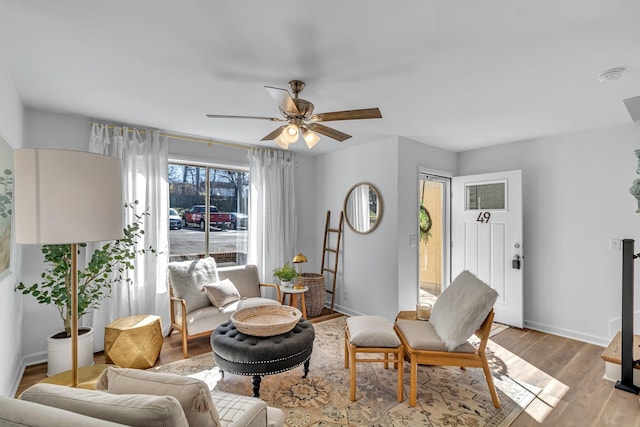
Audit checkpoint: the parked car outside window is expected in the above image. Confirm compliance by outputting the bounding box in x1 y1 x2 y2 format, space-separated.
230 212 248 230
169 208 182 230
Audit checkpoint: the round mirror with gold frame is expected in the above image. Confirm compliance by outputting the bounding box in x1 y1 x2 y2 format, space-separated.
344 182 383 234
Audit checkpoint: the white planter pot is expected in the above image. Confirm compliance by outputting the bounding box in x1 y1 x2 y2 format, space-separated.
47 327 95 377
280 280 292 288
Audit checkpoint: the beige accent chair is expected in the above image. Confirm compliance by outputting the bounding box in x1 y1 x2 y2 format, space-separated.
395 310 499 407
394 270 500 408
168 260 281 358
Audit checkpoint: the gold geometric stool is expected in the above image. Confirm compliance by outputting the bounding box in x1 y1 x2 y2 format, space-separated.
104 314 163 369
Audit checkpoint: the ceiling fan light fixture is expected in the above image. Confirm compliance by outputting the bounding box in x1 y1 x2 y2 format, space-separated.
282 124 299 143
206 80 382 148
302 128 321 149
274 134 290 149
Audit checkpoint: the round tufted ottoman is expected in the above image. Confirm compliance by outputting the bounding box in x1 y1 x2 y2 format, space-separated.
211 319 315 397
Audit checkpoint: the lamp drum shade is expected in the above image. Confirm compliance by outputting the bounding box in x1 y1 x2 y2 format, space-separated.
13 149 123 244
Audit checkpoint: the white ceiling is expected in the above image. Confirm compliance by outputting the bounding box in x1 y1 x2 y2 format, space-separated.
1 1 639 154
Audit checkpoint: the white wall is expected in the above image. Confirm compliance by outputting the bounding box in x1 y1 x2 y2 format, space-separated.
458 124 640 346
316 127 639 347
0 60 24 396
18 109 317 364
314 136 457 321
315 137 399 319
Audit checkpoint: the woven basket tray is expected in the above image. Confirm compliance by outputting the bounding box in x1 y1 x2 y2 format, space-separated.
231 305 302 337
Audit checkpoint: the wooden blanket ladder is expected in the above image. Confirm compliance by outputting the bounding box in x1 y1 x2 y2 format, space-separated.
321 211 343 313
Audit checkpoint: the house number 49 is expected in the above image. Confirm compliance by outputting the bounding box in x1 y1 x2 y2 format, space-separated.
476 212 491 223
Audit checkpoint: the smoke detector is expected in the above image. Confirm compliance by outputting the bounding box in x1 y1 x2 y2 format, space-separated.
598 67 625 82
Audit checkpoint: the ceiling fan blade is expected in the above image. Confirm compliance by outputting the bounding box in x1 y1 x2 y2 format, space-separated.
261 125 287 141
306 123 351 142
310 108 382 122
206 114 286 121
264 86 299 115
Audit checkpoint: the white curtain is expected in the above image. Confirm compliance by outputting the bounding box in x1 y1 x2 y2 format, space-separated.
87 123 170 349
248 148 297 286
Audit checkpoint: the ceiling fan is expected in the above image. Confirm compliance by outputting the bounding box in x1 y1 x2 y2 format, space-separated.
206 80 382 149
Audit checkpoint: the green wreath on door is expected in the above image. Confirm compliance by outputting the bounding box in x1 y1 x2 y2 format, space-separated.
419 203 432 244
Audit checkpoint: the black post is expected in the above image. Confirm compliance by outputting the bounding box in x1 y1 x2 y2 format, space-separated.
615 239 640 393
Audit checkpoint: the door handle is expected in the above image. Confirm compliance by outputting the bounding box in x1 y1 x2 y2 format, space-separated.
512 255 521 270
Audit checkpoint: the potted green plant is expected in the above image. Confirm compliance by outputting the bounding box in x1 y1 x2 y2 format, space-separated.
15 201 156 375
273 262 298 287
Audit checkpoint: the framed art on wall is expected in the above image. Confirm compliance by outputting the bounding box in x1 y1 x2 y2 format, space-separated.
0 133 13 277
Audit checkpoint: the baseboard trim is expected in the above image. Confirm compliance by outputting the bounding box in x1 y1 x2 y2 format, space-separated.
9 360 26 398
524 319 609 347
23 351 47 367
326 302 365 318
9 352 48 397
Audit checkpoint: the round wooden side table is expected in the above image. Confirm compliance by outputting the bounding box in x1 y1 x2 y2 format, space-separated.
280 285 308 319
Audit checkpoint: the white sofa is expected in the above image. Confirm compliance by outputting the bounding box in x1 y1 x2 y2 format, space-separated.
2 367 284 427
0 394 127 426
168 260 281 358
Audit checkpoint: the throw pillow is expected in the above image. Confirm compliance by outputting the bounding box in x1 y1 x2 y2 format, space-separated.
202 278 241 308
429 270 498 351
97 367 220 427
168 257 220 313
20 382 189 427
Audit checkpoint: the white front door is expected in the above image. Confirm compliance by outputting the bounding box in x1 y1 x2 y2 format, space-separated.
452 170 523 328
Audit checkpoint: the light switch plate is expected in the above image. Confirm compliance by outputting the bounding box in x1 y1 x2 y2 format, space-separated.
610 238 622 251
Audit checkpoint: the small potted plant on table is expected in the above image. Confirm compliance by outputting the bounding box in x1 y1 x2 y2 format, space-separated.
273 262 298 287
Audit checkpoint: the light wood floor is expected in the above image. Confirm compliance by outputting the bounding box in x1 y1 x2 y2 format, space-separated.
16 312 640 426
490 327 640 426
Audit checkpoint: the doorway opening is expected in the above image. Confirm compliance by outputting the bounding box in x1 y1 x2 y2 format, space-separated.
418 174 450 304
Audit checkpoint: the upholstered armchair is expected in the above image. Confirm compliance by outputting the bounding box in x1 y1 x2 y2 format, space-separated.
168 259 281 358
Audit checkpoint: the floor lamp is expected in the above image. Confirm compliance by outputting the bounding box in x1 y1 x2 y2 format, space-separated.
13 148 123 387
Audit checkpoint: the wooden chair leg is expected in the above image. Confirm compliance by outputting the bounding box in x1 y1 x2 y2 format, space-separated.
384 352 389 369
397 348 404 402
481 355 500 408
409 355 418 406
181 330 188 359
344 332 349 369
349 343 357 401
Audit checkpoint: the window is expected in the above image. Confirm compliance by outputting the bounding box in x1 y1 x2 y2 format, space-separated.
168 163 249 266
465 182 506 210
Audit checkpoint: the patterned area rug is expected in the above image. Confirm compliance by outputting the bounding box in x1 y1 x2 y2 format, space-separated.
154 317 538 426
